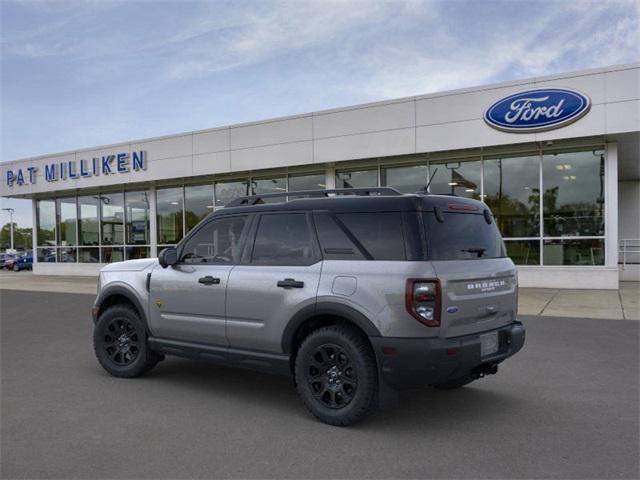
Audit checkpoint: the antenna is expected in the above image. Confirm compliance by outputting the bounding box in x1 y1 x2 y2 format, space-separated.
416 167 438 193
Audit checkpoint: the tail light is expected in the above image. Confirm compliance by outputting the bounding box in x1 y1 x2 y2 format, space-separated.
405 279 441 327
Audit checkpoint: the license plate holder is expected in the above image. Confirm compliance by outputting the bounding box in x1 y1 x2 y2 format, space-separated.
480 331 499 357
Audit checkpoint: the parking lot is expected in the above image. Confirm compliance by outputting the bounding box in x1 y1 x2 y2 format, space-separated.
1 289 638 479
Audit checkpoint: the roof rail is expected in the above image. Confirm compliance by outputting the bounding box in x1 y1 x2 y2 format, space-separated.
224 187 403 208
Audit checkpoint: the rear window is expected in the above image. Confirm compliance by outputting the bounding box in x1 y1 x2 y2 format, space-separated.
423 212 505 260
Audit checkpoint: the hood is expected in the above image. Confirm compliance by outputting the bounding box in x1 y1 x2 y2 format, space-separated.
100 258 158 272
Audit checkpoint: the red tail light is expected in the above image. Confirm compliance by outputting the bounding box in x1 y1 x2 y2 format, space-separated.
405 279 441 327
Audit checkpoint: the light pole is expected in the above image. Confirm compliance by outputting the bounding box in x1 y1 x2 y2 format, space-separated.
2 207 15 251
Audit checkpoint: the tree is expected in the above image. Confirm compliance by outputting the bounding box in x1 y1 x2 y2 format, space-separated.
0 223 32 251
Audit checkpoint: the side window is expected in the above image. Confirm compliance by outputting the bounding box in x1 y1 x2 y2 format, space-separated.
314 212 365 260
251 213 317 266
181 216 248 264
336 212 406 260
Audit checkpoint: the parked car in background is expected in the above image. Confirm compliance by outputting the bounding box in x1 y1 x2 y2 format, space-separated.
12 252 33 271
2 253 17 270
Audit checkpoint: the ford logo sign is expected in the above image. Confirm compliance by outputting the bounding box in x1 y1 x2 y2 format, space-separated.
484 88 591 133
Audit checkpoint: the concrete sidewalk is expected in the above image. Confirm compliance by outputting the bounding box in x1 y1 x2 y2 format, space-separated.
1 270 638 320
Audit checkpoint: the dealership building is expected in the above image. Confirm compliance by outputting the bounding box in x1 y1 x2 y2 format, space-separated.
1 63 638 289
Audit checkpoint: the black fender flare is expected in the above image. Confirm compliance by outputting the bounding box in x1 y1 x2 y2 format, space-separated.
94 285 149 330
281 301 382 354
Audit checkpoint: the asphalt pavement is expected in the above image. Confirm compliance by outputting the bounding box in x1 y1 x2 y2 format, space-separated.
1 289 638 479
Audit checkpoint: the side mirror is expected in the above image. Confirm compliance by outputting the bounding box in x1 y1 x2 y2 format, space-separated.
158 247 178 268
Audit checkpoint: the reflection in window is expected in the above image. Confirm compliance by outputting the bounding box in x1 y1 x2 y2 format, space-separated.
182 216 248 264
157 187 184 244
125 191 150 245
336 169 377 189
126 246 150 260
37 247 57 262
542 151 605 237
252 214 315 265
185 184 214 232
36 200 56 246
504 240 540 265
78 196 100 246
543 239 604 265
215 180 249 207
429 160 481 199
483 156 540 238
56 198 77 246
288 173 325 192
100 193 124 245
381 164 428 193
102 246 124 263
78 247 100 263
58 247 77 263
251 176 286 203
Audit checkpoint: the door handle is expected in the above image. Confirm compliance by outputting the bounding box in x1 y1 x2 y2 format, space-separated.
198 276 221 285
277 278 304 289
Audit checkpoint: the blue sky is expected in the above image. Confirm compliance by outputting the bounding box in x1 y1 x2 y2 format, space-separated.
1 0 639 228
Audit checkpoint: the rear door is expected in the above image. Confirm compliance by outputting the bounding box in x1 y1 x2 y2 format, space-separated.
423 209 517 338
148 214 250 346
226 212 322 353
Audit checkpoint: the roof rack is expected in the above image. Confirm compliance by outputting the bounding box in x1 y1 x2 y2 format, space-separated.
225 187 403 207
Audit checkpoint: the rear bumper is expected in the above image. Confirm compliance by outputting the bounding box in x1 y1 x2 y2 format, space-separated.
370 321 525 390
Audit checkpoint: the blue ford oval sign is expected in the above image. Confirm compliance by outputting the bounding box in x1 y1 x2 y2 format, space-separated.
484 88 591 133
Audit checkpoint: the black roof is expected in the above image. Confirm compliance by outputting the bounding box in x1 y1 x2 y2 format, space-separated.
215 188 487 216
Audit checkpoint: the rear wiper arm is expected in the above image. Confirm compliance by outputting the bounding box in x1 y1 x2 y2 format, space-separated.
461 247 487 257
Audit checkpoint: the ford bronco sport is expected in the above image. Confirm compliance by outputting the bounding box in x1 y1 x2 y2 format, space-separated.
92 188 525 426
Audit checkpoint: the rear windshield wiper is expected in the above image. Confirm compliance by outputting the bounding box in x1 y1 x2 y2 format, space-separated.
461 247 487 257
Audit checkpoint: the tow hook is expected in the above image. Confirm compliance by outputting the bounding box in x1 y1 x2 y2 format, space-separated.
472 363 499 379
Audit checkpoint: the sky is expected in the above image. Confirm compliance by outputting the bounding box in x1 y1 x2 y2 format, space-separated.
1 0 639 229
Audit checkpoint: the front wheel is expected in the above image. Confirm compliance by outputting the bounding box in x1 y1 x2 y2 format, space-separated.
93 304 161 378
295 325 378 426
12 264 19 272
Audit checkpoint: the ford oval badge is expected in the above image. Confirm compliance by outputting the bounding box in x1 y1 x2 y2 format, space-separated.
484 88 590 133
446 306 459 314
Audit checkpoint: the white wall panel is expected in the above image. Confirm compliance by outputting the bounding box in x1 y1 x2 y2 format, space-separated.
193 128 230 155
131 134 192 161
132 156 193 182
534 72 606 105
314 101 414 139
230 116 312 150
193 151 232 176
606 100 640 134
606 68 640 103
314 128 415 163
230 141 312 171
535 104 606 141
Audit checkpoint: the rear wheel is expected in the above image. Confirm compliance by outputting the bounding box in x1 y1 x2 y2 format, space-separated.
93 304 161 378
295 325 377 426
12 263 19 272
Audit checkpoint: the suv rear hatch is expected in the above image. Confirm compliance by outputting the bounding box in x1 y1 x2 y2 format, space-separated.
423 204 517 338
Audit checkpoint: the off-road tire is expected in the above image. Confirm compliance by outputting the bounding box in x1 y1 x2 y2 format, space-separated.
432 376 475 390
93 304 161 378
295 325 378 426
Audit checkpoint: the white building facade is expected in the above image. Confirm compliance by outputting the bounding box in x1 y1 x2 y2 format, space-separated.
2 63 639 289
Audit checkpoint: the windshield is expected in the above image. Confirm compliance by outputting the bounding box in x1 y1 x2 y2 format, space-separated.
423 211 505 260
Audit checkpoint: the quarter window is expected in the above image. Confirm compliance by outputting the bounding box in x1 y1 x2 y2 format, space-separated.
181 216 248 264
251 214 316 265
336 212 405 260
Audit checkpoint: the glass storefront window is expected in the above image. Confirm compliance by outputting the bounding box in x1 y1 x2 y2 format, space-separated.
214 180 249 207
36 200 56 246
504 240 540 266
102 246 124 263
58 247 77 263
36 246 57 263
381 164 428 193
429 160 481 199
483 155 540 238
125 191 150 245
78 247 100 263
157 187 184 244
78 196 100 246
56 197 77 246
543 239 604 266
251 176 287 203
100 193 124 245
288 173 325 191
542 150 605 237
126 246 150 260
336 169 377 189
184 184 214 232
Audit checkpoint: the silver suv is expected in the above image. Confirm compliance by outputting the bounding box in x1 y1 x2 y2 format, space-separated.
92 188 525 426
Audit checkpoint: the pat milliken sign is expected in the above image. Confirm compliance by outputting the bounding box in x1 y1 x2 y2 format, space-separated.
484 88 591 133
5 151 147 187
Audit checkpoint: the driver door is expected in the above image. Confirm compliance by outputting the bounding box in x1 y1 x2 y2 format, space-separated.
148 214 251 346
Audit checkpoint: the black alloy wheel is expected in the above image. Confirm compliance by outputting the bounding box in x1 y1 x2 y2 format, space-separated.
307 343 358 409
